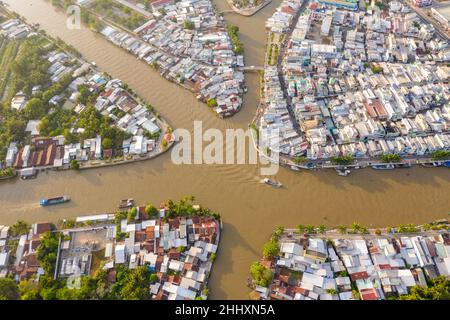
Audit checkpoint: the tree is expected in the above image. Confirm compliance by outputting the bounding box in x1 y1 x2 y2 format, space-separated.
337 225 347 234
331 155 354 165
431 150 450 160
183 20 194 30
350 222 362 233
149 274 158 283
360 226 369 234
0 278 19 300
305 225 316 234
111 266 152 300
249 262 272 287
327 288 338 295
127 207 137 222
63 128 79 145
371 65 383 74
297 224 306 234
18 279 41 300
23 98 47 119
145 204 158 218
262 240 279 259
293 156 307 165
318 225 326 234
37 231 59 276
398 276 450 300
380 154 401 163
271 225 284 241
227 24 244 54
70 159 80 170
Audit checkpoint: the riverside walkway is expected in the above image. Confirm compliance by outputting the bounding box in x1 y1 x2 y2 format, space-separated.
112 0 152 18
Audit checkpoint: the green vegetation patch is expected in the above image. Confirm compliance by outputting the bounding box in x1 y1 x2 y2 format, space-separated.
227 25 244 55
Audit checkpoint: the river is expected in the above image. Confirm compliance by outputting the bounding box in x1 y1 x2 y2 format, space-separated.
1 0 450 299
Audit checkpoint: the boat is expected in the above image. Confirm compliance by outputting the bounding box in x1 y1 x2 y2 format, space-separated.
444 160 450 168
298 162 317 170
372 163 395 170
336 169 350 176
40 195 70 206
433 219 449 225
91 61 97 67
262 178 283 188
118 198 135 209
421 161 442 168
290 165 300 171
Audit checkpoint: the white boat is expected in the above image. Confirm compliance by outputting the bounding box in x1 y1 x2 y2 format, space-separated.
336 169 350 176
290 165 300 171
118 198 135 209
262 178 283 188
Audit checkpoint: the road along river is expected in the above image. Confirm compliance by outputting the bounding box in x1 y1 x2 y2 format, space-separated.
1 0 450 299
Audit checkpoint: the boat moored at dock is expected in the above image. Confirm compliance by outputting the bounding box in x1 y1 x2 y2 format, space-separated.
118 198 135 210
421 161 443 168
336 169 351 176
40 196 70 206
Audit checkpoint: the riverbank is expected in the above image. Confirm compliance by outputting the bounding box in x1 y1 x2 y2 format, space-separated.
3 0 450 301
253 0 450 175
0 168 17 181
73 0 246 118
225 0 273 16
251 105 450 174
0 5 174 180
250 219 450 300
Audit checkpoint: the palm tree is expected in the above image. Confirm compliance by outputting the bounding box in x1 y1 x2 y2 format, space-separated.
360 226 369 234
272 225 284 241
318 225 326 234
337 225 347 234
